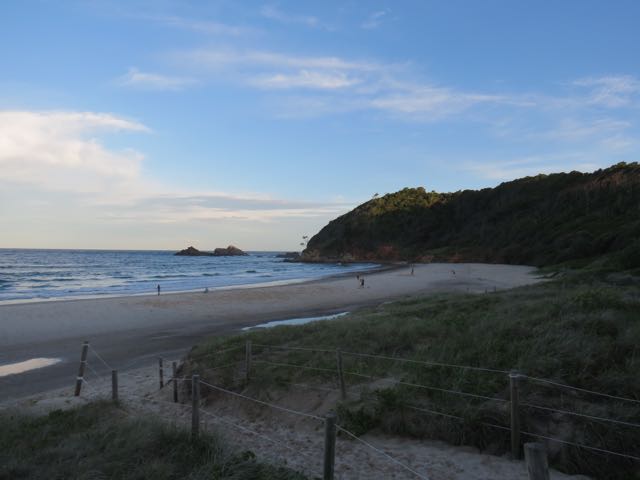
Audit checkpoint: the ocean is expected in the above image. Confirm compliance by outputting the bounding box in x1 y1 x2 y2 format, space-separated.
0 249 377 303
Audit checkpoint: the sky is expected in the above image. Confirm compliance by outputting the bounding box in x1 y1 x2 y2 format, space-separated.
1 0 639 250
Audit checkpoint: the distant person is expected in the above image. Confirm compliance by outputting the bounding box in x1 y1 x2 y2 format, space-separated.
157 284 161 296
204 287 209 293
410 265 414 276
360 278 365 288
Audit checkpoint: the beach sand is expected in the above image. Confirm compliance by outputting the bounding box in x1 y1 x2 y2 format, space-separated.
0 263 540 399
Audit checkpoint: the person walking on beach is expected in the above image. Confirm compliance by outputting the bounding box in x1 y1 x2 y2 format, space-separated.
157 284 161 296
360 277 365 288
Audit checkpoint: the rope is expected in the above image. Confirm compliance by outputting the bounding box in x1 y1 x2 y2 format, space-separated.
404 405 464 421
278 381 340 393
89 345 114 370
528 377 640 405
342 371 507 403
337 426 430 480
198 379 323 421
521 402 640 428
254 360 338 374
521 431 640 462
191 346 244 361
205 362 239 371
341 351 509 375
253 343 336 354
85 362 107 382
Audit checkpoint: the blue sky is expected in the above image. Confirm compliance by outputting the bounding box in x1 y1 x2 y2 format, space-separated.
1 1 639 250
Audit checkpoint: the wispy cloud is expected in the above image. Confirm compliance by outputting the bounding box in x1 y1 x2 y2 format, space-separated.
361 10 389 29
249 70 361 89
260 5 321 28
173 46 512 117
156 15 253 36
116 68 197 91
463 154 603 181
573 75 640 108
369 86 505 117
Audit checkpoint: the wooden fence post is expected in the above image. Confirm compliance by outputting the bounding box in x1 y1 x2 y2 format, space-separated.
172 361 178 403
111 370 118 402
158 357 164 389
336 349 346 400
510 371 521 459
192 374 200 439
323 412 337 480
524 442 549 480
74 341 89 396
245 340 252 382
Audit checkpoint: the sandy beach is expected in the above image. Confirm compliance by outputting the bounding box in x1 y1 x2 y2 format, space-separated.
0 263 540 399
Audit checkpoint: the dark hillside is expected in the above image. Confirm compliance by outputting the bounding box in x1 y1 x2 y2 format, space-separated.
302 163 640 266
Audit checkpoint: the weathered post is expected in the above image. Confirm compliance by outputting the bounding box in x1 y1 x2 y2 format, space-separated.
192 374 200 439
336 349 346 400
74 341 89 396
510 371 521 459
111 370 118 402
245 340 252 382
172 361 178 403
323 412 337 480
158 357 164 389
524 442 550 480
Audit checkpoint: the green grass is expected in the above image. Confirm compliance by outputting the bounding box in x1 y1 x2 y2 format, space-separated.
184 269 640 479
0 401 307 480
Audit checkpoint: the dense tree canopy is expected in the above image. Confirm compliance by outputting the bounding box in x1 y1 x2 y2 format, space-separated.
302 163 640 266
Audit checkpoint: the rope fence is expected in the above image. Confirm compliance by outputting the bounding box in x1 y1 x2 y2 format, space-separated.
72 340 640 479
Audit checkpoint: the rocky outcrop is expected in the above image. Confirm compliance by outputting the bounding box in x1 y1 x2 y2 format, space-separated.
175 246 214 256
213 245 248 256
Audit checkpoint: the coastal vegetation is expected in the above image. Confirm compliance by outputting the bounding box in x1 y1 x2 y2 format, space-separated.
302 162 640 266
184 257 640 479
0 401 305 480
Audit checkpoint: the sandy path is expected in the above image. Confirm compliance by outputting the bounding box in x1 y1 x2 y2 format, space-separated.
1 360 588 480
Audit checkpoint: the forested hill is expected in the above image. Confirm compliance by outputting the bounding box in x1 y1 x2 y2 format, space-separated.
302 163 640 267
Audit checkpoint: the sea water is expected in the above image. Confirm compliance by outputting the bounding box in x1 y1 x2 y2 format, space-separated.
0 249 378 303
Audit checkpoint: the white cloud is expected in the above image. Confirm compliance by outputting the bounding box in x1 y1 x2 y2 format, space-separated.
249 70 361 89
361 10 389 29
369 86 504 116
573 75 640 108
0 110 352 229
0 111 148 194
117 68 197 91
179 48 379 72
260 5 320 28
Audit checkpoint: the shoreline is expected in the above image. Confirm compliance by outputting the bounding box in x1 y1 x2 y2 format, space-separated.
0 262 390 307
0 263 540 399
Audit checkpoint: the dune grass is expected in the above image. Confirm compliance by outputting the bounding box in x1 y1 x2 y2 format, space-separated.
0 401 307 480
185 268 640 479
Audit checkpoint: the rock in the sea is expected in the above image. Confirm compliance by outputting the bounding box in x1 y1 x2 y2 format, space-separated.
175 246 214 256
213 245 248 256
